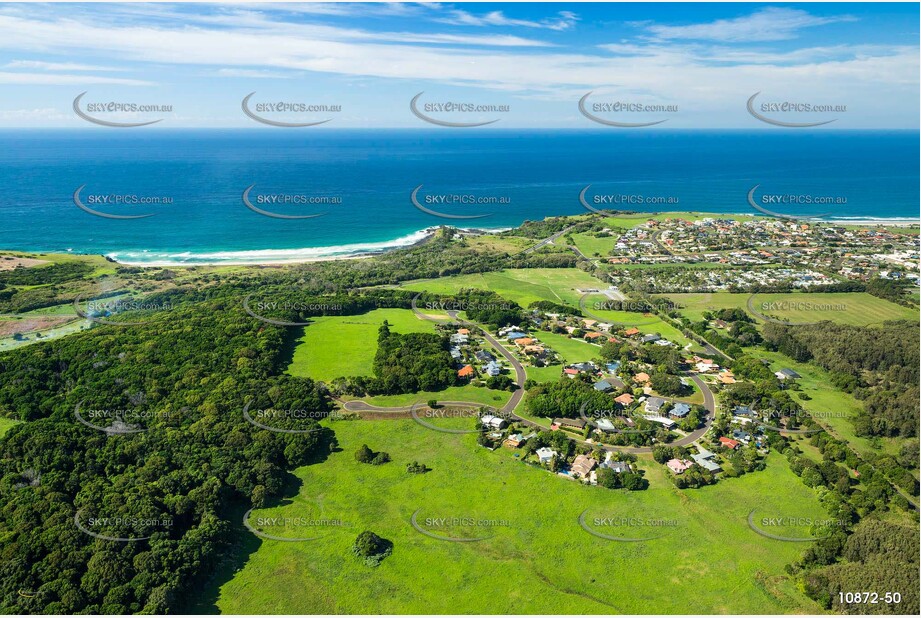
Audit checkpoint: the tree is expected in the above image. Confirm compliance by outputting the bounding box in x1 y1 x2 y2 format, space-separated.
355 444 374 464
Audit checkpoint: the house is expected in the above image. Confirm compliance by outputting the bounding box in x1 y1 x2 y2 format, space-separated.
718 372 736 384
654 339 674 347
449 347 462 360
553 417 587 430
605 361 621 373
536 447 558 464
514 337 536 347
732 429 751 444
601 454 632 474
641 333 661 344
480 414 506 430
624 327 641 337
457 365 474 379
595 418 617 433
691 451 722 473
633 372 650 384
450 333 469 345
475 350 495 362
457 328 470 335
644 415 676 429
695 360 718 373
666 458 693 474
775 368 801 380
563 367 580 377
670 402 691 419
571 455 597 479
719 436 741 450
732 406 754 417
614 393 635 406
506 331 528 341
593 379 614 393
523 345 546 355
645 396 666 415
572 362 596 372
504 433 524 448
485 361 502 377
584 332 604 341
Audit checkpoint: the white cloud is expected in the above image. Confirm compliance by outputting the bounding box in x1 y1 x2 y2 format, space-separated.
0 71 151 86
4 60 123 72
642 7 857 43
435 9 578 31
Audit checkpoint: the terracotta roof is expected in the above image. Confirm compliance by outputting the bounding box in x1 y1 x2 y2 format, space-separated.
457 365 474 378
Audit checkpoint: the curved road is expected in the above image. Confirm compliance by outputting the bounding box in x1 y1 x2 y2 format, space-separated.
342 294 716 455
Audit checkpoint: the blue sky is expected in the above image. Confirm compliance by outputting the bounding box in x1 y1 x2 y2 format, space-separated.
0 2 917 128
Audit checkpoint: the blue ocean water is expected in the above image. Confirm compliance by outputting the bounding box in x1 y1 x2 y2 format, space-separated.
1 129 917 265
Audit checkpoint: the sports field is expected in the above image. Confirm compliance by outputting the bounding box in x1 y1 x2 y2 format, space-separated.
213 419 826 614
286 309 436 382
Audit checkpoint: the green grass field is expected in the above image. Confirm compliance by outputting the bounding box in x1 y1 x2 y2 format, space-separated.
0 417 21 438
571 232 617 257
214 419 826 614
362 385 512 408
402 268 605 309
659 292 918 327
286 309 436 382
752 349 900 458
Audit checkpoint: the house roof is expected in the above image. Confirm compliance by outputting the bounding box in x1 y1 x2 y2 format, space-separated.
624 327 641 336
614 393 635 405
633 372 650 383
584 332 604 339
553 417 587 428
593 380 613 391
457 365 474 378
571 455 597 477
719 437 740 449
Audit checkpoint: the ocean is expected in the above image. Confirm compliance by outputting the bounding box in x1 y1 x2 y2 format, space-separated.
1 129 918 265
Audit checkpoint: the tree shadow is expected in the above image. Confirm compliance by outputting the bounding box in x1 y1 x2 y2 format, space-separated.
181 430 338 614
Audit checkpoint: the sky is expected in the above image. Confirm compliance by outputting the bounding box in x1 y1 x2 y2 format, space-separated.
0 1 918 128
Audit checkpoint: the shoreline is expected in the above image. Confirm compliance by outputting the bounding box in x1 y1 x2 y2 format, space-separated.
3 213 918 268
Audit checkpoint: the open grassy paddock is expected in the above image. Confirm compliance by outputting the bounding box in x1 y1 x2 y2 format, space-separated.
402 268 605 309
286 309 437 382
214 418 826 614
658 291 918 327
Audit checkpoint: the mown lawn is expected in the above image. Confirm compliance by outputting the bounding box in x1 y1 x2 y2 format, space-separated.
215 419 826 614
286 309 436 382
362 385 511 408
